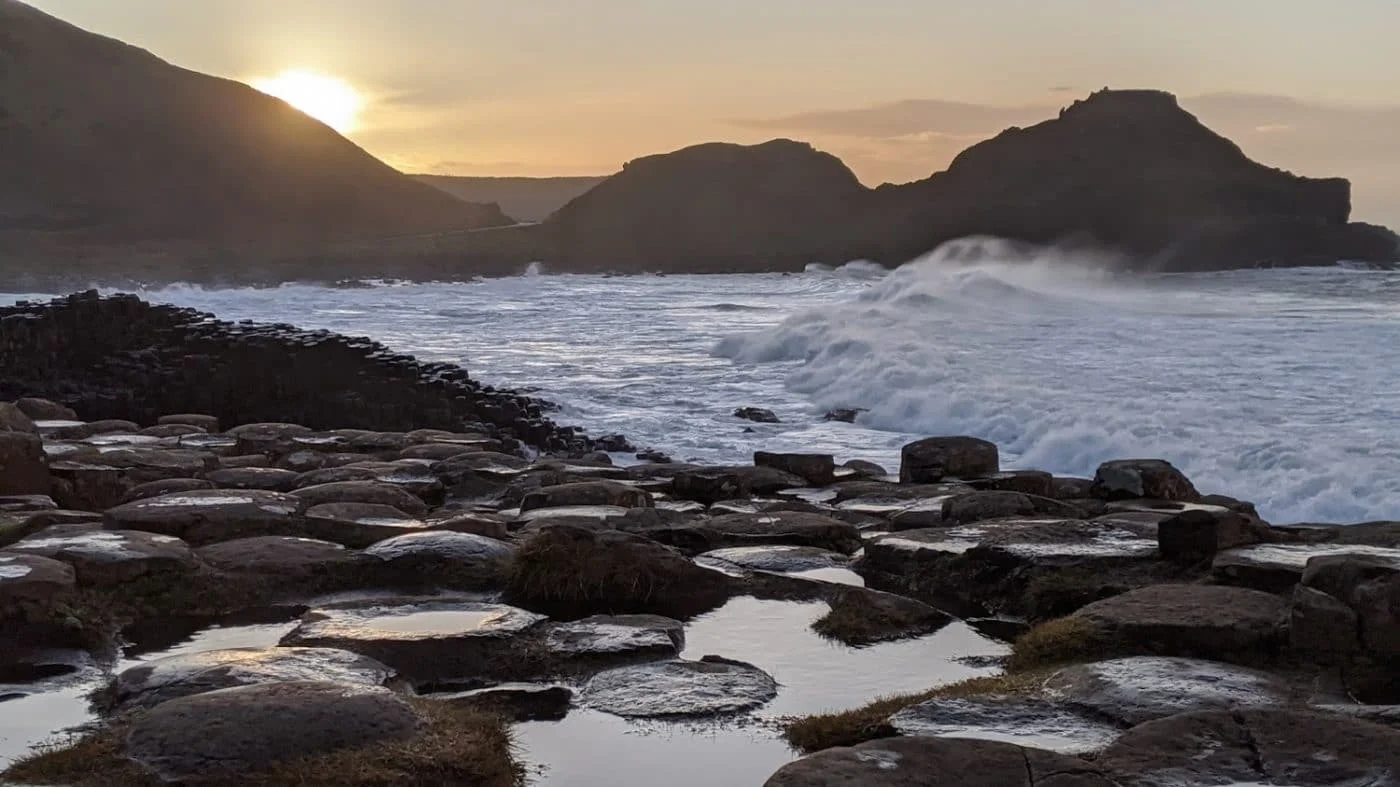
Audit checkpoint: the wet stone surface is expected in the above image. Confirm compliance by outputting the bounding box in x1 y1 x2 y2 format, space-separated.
889 695 1124 754
1043 656 1293 725
6 524 197 586
102 490 308 546
581 656 778 718
543 614 685 660
764 736 1116 787
696 545 851 574
107 646 400 714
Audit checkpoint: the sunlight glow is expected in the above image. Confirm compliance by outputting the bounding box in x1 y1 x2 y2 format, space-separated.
252 69 364 133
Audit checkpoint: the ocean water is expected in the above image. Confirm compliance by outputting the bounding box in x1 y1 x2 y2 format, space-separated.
6 238 1399 524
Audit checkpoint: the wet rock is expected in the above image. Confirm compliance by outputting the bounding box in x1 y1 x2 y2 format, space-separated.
734 407 780 424
1098 708 1400 787
291 481 430 517
635 449 674 464
14 398 77 422
965 470 1055 497
1289 585 1361 659
842 459 887 478
543 614 684 661
1044 656 1291 725
282 599 547 684
889 696 1122 754
1091 459 1200 502
106 647 400 713
121 478 215 503
1071 584 1287 662
196 536 364 594
124 681 423 782
686 512 863 554
158 413 220 432
582 656 777 717
104 489 308 546
6 524 198 586
47 419 142 440
899 436 999 484
304 502 431 548
1215 542 1400 593
506 525 733 619
227 422 314 455
1301 552 1400 664
397 442 481 462
814 585 952 646
823 408 863 423
764 736 1116 786
671 466 807 505
429 512 512 541
520 480 652 512
942 491 1083 525
279 449 330 473
0 431 48 496
206 467 300 493
437 683 573 721
363 530 513 589
1051 477 1095 500
140 424 207 438
0 552 76 605
1159 508 1269 565
0 403 40 434
754 452 836 487
218 454 272 469
697 545 851 574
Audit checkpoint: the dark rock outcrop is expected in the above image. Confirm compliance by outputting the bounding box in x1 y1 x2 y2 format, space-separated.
0 292 589 452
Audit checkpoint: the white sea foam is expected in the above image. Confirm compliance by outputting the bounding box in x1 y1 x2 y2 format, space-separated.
7 239 1398 524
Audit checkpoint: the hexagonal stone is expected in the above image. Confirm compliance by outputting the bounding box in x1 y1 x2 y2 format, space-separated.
280 599 547 684
1071 584 1287 662
581 656 777 717
1044 657 1292 725
542 614 684 660
889 696 1122 754
124 681 423 782
765 735 1116 787
103 490 308 546
520 481 652 512
206 467 300 493
1216 543 1400 594
196 536 359 576
6 524 198 586
900 436 999 484
290 481 428 517
0 552 76 605
107 647 400 713
696 545 851 574
305 502 432 548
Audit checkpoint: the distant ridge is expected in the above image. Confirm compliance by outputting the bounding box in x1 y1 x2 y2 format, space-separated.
415 175 608 222
0 0 509 249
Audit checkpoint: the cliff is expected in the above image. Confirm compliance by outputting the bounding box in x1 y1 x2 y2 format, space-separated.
0 0 509 248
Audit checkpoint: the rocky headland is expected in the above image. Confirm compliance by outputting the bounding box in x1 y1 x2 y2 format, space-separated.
1 298 1398 785
3 0 1396 287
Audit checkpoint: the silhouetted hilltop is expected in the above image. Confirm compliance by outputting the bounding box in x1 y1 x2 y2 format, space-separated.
0 0 509 247
415 175 607 222
534 90 1397 271
541 140 871 269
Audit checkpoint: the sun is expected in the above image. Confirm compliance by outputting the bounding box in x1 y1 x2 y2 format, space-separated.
252 69 364 133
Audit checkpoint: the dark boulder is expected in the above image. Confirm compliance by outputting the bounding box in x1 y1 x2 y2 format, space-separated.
899 437 999 483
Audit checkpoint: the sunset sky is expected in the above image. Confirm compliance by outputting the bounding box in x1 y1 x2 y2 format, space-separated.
25 0 1400 224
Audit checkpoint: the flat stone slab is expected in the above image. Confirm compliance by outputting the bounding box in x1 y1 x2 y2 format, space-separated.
1071 584 1287 661
0 552 76 604
103 490 308 546
764 736 1116 786
889 696 1123 754
7 524 197 586
196 536 357 575
543 614 684 659
281 599 547 684
696 545 851 574
290 481 429 517
205 467 300 492
1044 657 1293 725
1098 708 1400 786
694 512 864 554
1214 543 1400 593
363 530 513 564
108 647 399 713
125 680 423 782
581 656 777 717
305 502 432 548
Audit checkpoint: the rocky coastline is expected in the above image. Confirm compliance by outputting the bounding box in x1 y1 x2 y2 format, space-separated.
1 301 1398 785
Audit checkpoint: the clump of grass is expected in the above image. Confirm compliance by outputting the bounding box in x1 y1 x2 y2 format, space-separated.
811 587 948 647
1007 616 1115 672
4 700 523 786
505 525 729 619
782 671 1052 753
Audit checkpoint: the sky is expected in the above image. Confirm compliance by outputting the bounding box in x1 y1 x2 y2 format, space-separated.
25 0 1400 224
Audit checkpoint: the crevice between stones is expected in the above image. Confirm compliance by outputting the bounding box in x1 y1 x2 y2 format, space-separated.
1229 709 1267 779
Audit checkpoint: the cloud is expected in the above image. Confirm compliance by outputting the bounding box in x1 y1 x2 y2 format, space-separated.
733 99 1052 139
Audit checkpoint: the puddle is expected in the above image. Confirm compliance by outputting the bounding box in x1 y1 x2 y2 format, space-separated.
516 597 1007 785
358 609 508 636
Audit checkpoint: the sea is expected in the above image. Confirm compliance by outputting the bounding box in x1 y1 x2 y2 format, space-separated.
5 237 1399 524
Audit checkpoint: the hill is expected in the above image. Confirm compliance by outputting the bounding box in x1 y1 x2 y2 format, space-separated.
540 90 1397 272
414 175 607 222
0 0 509 249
